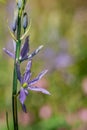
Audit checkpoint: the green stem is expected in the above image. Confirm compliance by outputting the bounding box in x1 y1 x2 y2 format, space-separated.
12 60 19 130
6 111 10 130
12 13 21 130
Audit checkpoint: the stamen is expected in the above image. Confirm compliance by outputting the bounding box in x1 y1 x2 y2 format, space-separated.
23 82 28 88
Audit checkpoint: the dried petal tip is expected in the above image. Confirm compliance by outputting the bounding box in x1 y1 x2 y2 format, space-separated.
23 12 28 30
28 45 44 60
35 45 44 54
38 45 44 50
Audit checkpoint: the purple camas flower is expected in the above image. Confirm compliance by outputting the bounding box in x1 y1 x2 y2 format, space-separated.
3 36 29 61
3 36 43 62
16 60 50 112
55 52 73 69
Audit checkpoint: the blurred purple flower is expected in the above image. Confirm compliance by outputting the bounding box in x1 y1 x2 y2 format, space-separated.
3 36 29 61
16 60 50 112
55 52 73 69
41 47 73 72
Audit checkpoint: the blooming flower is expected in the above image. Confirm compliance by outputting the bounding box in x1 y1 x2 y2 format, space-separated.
3 36 29 61
16 60 50 112
3 36 43 62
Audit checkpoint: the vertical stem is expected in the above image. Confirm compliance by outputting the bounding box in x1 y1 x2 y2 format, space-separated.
12 12 21 130
12 67 18 130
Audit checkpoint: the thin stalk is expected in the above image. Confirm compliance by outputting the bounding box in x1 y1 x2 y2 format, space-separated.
6 111 10 130
12 12 21 130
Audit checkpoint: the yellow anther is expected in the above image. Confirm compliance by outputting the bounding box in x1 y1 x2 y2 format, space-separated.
23 83 28 88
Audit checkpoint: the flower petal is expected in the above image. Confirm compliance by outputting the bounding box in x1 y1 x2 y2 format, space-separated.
24 89 29 95
22 104 27 113
13 40 16 52
28 45 43 59
19 88 27 105
28 86 50 95
3 48 15 58
16 63 22 83
29 70 48 85
23 60 32 83
20 36 29 59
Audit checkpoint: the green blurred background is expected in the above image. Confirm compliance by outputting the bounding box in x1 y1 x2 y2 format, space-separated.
1 0 87 129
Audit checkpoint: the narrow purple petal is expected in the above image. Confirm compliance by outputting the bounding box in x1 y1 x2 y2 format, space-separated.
13 40 16 52
29 70 48 85
19 88 26 105
24 89 29 96
16 63 22 83
28 86 50 95
23 60 32 83
19 88 28 112
22 104 27 113
3 48 15 58
20 36 29 59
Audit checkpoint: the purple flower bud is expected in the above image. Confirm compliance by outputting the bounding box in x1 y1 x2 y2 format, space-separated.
23 12 28 30
12 10 18 32
17 0 22 9
12 20 17 32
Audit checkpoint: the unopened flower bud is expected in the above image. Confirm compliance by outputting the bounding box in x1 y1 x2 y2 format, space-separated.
12 22 17 32
12 9 18 32
17 0 23 9
23 12 28 30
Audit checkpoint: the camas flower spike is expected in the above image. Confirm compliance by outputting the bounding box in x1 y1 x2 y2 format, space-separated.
16 60 50 112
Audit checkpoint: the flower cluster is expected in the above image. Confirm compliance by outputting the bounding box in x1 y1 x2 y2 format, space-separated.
4 35 50 112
